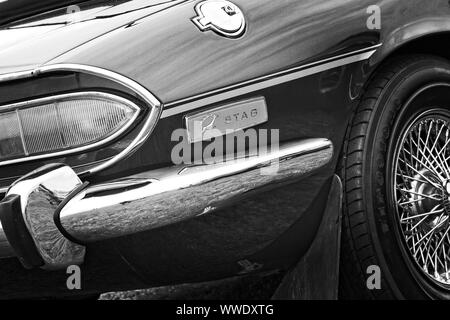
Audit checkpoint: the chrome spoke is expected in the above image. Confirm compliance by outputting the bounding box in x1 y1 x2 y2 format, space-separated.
401 208 444 222
393 113 450 285
398 188 441 201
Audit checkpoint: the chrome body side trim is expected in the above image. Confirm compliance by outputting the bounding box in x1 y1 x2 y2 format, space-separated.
0 64 162 175
0 138 333 266
0 45 380 121
160 44 381 118
0 70 35 82
0 91 141 167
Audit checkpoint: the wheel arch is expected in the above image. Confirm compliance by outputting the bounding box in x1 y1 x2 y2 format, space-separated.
375 15 450 62
353 29 450 123
368 28 450 86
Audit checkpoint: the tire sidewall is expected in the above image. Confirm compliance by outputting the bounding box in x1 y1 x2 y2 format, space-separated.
363 57 450 299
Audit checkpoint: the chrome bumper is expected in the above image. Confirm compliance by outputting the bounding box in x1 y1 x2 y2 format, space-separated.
0 138 333 270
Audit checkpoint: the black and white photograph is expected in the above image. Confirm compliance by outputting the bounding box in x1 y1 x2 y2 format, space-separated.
0 0 449 309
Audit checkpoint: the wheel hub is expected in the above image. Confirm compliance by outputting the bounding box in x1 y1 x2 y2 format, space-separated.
407 171 449 233
444 180 450 215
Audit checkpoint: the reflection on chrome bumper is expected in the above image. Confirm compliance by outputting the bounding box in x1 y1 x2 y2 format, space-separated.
0 138 333 270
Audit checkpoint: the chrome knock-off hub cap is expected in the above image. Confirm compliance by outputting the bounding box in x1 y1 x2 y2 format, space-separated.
393 112 450 285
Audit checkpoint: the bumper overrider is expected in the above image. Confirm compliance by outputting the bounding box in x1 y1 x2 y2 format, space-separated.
0 138 333 270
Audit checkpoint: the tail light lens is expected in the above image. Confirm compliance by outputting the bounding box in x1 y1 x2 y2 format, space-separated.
0 92 140 163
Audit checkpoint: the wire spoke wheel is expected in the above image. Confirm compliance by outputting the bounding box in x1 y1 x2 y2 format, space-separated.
393 111 450 286
340 56 450 299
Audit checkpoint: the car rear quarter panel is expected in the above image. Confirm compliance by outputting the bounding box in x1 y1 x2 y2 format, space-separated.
1 0 450 296
47 0 382 103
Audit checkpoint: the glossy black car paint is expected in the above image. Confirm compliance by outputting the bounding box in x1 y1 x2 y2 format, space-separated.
0 0 92 25
0 0 449 297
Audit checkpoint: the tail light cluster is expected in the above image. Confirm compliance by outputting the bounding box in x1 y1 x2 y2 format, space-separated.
0 92 140 164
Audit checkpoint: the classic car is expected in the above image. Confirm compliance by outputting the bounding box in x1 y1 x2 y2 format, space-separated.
0 0 449 300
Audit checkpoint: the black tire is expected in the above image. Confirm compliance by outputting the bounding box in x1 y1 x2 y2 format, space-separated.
339 54 450 300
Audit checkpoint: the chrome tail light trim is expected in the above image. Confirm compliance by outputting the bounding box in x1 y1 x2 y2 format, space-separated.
0 91 141 167
38 64 163 175
0 64 162 175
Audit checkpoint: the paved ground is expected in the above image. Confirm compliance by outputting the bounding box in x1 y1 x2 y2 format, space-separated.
100 273 284 300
